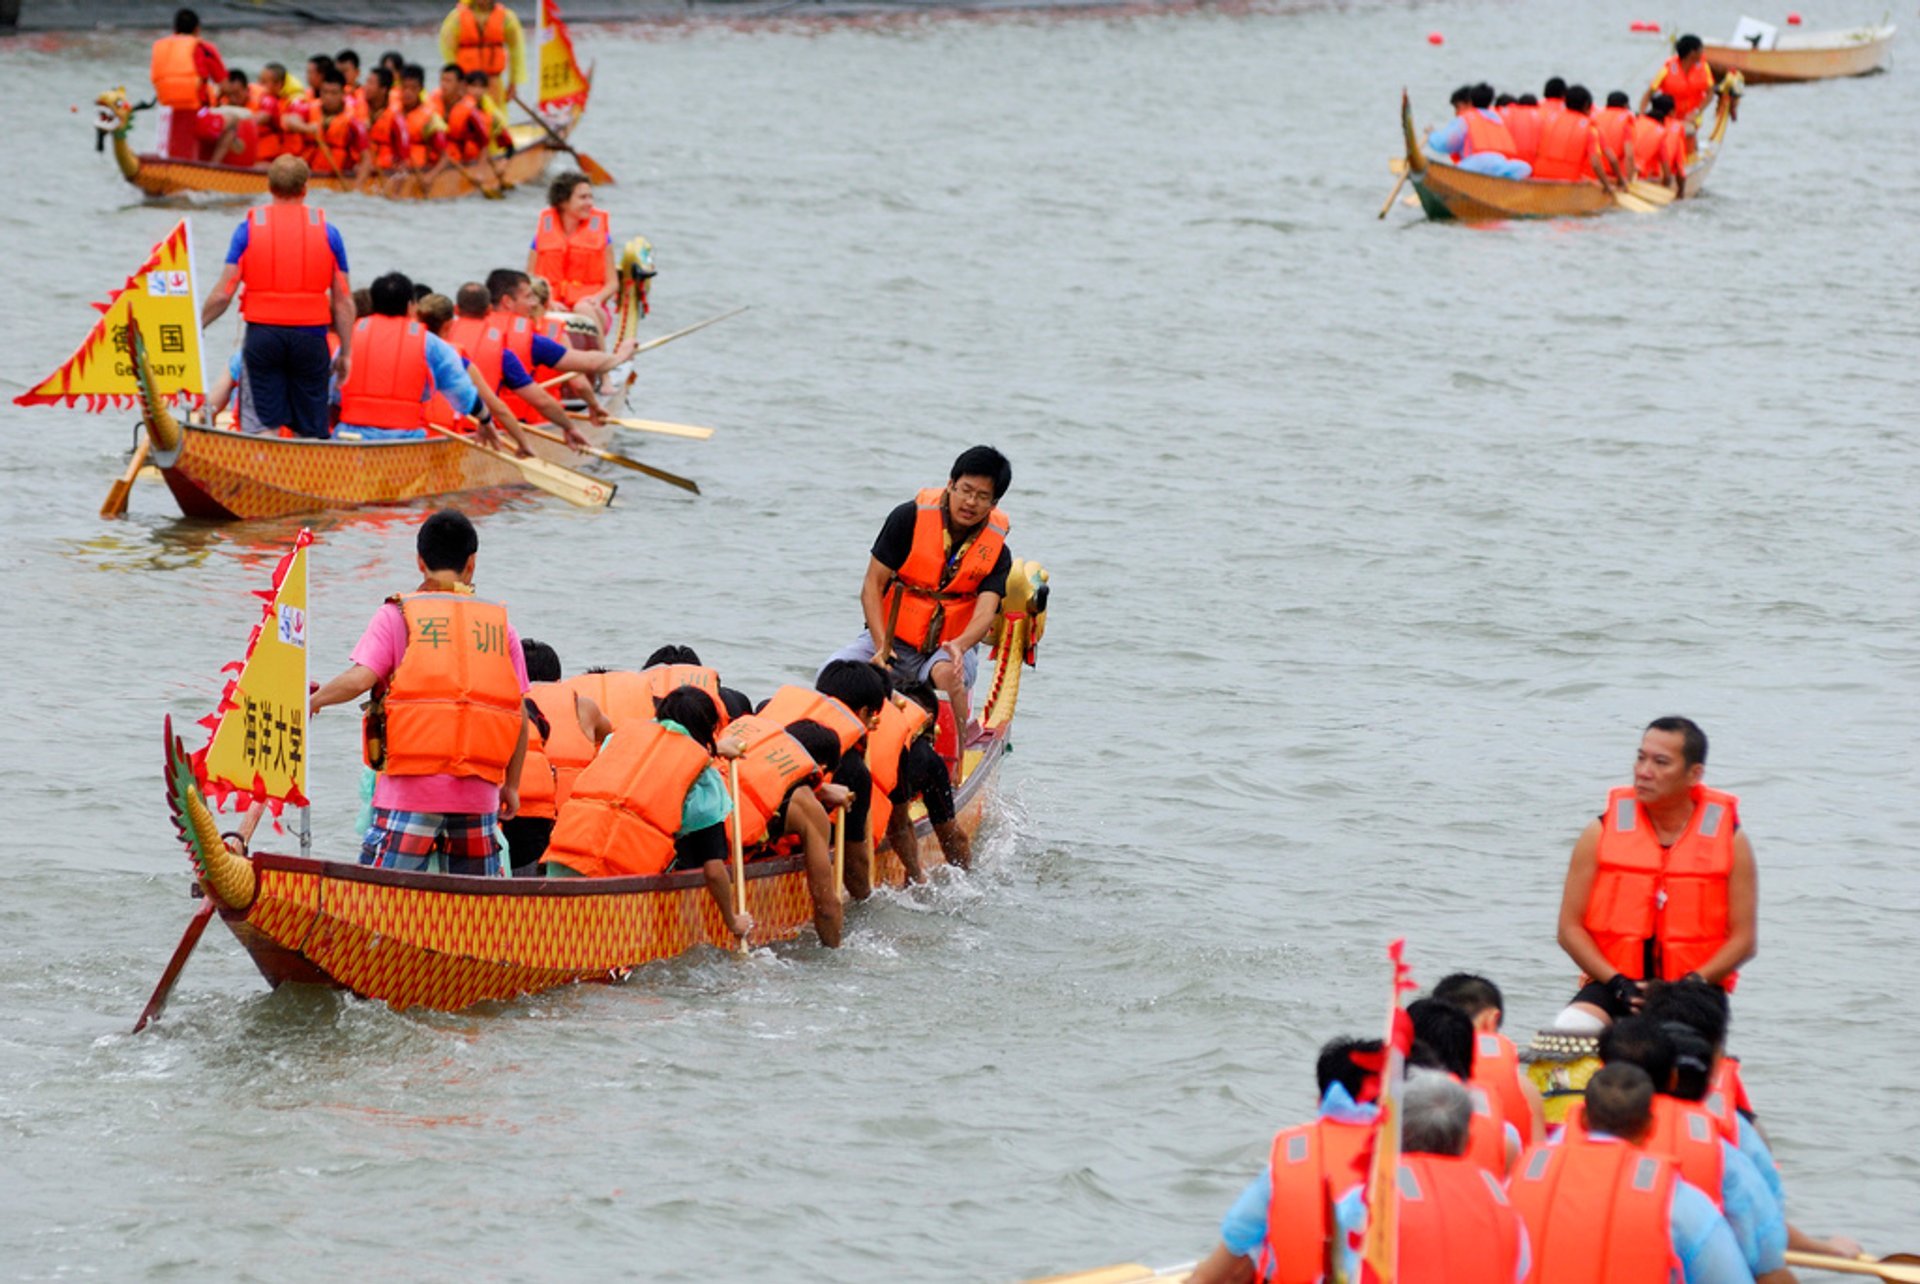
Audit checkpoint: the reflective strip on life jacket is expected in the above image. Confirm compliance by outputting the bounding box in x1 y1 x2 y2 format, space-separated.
1584 784 1740 985
238 204 335 326
151 35 206 109
542 721 712 878
532 208 611 309
375 593 523 784
338 315 431 430
1472 1031 1538 1146
1507 1138 1679 1284
888 486 1011 653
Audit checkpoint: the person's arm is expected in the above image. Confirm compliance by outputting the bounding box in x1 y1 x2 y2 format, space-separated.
310 663 379 715
207 367 236 417
1426 117 1467 156
1555 820 1621 981
1694 832 1757 985
472 375 533 455
551 335 636 375
498 708 527 821
1668 1182 1755 1284
576 693 613 747
859 556 897 662
943 589 1002 663
514 377 591 447
202 262 243 327
423 334 478 416
329 267 353 378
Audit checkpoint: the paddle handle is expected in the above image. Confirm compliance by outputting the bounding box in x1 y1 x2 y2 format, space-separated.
100 437 151 518
1784 1251 1920 1283
729 758 748 954
1378 170 1410 219
833 807 847 903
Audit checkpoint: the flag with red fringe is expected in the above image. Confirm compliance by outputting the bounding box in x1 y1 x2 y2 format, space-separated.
1352 938 1418 1284
192 529 313 818
13 219 208 412
536 0 592 120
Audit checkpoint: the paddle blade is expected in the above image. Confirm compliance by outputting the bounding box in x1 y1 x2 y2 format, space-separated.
517 453 617 508
609 417 715 441
100 477 135 519
578 152 614 185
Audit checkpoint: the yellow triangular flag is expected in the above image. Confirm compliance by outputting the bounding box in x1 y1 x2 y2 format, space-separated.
199 530 312 810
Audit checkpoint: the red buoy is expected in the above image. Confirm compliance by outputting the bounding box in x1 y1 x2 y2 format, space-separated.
1786 11 1803 23
1629 20 1661 32
1427 30 1444 45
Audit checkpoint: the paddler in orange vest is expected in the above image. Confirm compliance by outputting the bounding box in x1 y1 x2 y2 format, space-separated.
506 639 611 876
1408 998 1523 1178
1511 1063 1751 1284
1425 81 1530 179
1529 84 1617 187
869 683 968 880
309 509 530 876
247 62 297 164
392 63 452 192
527 173 617 333
1328 1073 1528 1284
717 713 854 947
827 446 1013 778
1498 92 1543 164
1430 972 1545 1145
440 0 527 105
1537 76 1568 126
336 271 490 443
1186 1036 1383 1284
1593 90 1637 184
1642 34 1718 125
200 155 353 440
542 687 761 943
1552 717 1757 1033
446 69 511 164
284 69 365 180
150 7 228 159
755 662 889 900
483 268 635 447
358 67 410 187
415 291 537 455
1629 93 1686 192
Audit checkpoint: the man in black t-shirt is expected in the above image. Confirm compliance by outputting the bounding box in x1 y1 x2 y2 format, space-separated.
822 447 1012 762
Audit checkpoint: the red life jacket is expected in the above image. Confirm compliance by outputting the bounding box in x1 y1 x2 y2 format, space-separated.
487 310 540 421
542 721 712 878
1583 784 1740 986
1564 1097 1725 1208
251 88 290 161
371 593 522 784
444 313 491 359
1628 116 1672 180
532 208 611 309
312 108 362 174
1498 103 1542 162
1708 1057 1752 1132
464 324 509 401
1463 1081 1511 1178
455 3 509 76
402 101 441 168
444 97 491 161
238 204 335 326
1258 1115 1374 1284
715 713 823 851
151 34 206 109
1532 112 1598 182
528 681 598 812
1461 108 1518 159
1655 56 1715 119
887 487 1011 653
368 104 408 170
1592 106 1634 180
1508 1137 1680 1284
1471 1031 1538 1146
1392 1154 1526 1284
337 315 431 430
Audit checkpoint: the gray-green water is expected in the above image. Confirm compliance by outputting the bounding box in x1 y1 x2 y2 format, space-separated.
1 1 1915 1278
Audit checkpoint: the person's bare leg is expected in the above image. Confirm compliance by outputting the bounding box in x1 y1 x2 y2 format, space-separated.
844 836 873 901
787 790 842 947
699 858 750 941
934 819 971 872
929 656 969 784
885 806 926 884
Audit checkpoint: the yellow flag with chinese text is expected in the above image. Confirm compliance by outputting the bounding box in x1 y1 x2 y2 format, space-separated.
537 0 591 119
200 531 312 809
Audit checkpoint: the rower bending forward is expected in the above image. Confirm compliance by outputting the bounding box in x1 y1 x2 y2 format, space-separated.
1553 717 1758 1031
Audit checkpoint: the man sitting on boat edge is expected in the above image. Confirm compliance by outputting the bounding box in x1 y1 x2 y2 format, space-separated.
310 508 529 877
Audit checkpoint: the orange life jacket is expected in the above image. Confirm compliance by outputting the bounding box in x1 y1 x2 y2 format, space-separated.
1708 1057 1751 1129
311 107 362 174
1627 116 1671 180
1472 1031 1538 1146
487 310 540 421
866 697 931 850
1461 108 1518 159
1392 1154 1526 1284
641 664 729 729
403 101 441 167
444 313 490 358
455 2 509 76
1592 106 1634 180
528 681 598 811
371 593 522 784
1258 1116 1374 1284
338 315 431 430
463 323 509 399
1538 97 1567 127
1656 56 1715 119
715 713 823 851
238 204 335 327
368 104 407 169
1498 103 1542 162
1583 784 1740 986
1564 1096 1724 1207
251 88 290 161
519 696 558 819
542 721 712 878
532 208 612 310
1532 111 1598 182
1508 1137 1679 1284
1463 1081 1510 1178
758 686 867 758
887 487 1011 653
444 97 491 161
562 670 660 731
151 34 206 109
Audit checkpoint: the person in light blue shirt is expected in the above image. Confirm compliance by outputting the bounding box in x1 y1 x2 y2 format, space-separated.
333 271 478 441
1427 82 1532 179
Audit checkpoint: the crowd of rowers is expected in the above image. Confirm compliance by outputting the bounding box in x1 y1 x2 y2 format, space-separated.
1188 973 1864 1284
1423 35 1727 191
302 447 1019 948
148 6 532 197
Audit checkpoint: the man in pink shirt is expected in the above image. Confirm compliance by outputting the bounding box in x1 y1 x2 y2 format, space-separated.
310 509 529 876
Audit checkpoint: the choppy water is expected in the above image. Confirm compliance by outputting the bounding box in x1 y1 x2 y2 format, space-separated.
1 1 1916 1278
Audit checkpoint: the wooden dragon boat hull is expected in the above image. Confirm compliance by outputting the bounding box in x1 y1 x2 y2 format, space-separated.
160 564 1050 1014
1704 25 1895 83
154 419 616 520
1396 88 1733 223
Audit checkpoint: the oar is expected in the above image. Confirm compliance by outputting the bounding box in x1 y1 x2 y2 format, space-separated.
1379 155 1411 219
728 759 749 955
101 438 150 519
1784 1251 1920 1283
1626 178 1677 206
131 898 217 1033
629 306 750 357
833 806 847 903
425 424 615 507
579 415 715 442
1028 1265 1195 1284
519 422 700 494
1614 188 1662 214
510 92 612 185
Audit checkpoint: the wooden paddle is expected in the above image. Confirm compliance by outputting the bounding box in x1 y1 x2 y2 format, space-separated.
424 424 615 507
1784 1251 1920 1283
1626 178 1677 206
132 898 216 1033
1614 188 1662 214
511 92 612 185
577 415 715 442
1028 1266 1194 1284
833 807 847 903
1378 169 1411 219
532 307 752 392
518 422 700 494
100 438 150 518
728 758 749 955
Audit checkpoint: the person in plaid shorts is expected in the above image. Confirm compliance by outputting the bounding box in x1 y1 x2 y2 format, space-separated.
309 508 530 876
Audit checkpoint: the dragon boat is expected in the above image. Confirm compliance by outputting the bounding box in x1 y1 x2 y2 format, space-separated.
1393 83 1738 223
94 87 581 203
115 244 659 521
157 562 1050 1014
1704 23 1895 83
